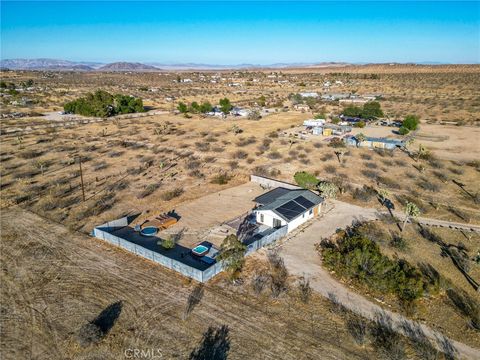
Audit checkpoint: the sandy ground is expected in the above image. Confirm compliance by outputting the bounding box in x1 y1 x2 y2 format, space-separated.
0 206 374 360
276 200 480 358
158 182 265 248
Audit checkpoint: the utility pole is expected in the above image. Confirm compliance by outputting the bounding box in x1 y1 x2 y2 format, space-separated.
78 156 85 202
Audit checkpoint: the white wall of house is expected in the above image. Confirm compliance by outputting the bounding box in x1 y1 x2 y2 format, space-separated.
255 204 322 233
255 209 287 228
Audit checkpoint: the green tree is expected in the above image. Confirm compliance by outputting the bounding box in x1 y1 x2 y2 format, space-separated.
361 101 384 119
293 171 319 189
189 101 200 113
177 102 188 114
403 115 420 131
342 105 362 117
257 95 266 107
398 126 410 135
199 101 213 113
354 120 366 128
217 234 247 281
219 98 232 114
402 202 420 232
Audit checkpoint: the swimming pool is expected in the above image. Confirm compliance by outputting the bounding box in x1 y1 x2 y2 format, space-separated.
140 226 158 237
192 244 209 257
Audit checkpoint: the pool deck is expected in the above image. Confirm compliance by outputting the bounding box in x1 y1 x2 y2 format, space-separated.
108 226 214 271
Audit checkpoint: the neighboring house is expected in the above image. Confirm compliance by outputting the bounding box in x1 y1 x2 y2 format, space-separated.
321 93 350 101
253 187 323 233
339 98 369 105
344 135 405 150
299 92 319 98
230 106 250 117
294 104 310 111
303 119 326 127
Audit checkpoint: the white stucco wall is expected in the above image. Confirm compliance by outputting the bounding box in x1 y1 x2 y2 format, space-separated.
255 209 287 228
255 204 322 233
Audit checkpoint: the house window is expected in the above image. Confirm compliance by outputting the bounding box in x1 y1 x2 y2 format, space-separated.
260 213 264 223
273 218 282 228
309 209 313 215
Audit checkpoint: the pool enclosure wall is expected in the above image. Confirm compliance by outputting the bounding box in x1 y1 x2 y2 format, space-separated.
92 215 287 282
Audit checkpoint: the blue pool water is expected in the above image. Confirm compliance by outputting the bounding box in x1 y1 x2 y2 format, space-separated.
192 245 209 255
140 226 158 236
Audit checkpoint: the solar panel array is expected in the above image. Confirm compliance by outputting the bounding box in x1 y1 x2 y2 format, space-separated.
275 196 316 221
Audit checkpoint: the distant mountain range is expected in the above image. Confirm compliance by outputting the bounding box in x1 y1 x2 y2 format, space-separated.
0 58 459 71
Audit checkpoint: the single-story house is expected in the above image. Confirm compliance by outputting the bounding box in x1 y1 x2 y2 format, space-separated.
253 187 323 233
303 119 326 127
294 104 310 111
230 106 250 117
299 92 319 98
321 93 350 101
344 135 405 150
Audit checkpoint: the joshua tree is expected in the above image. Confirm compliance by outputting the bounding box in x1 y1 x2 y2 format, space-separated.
417 144 429 161
402 202 420 232
377 188 390 206
334 149 346 164
355 133 366 147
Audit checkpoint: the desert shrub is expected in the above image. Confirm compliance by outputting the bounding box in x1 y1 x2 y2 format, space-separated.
449 167 464 175
297 276 312 304
360 153 372 160
161 187 184 201
92 161 108 171
346 315 368 346
267 251 289 298
417 179 441 192
288 149 298 157
251 273 269 295
381 159 393 167
446 288 480 330
236 136 256 147
189 169 204 178
352 185 377 202
324 164 336 174
390 232 408 251
232 150 248 159
418 263 442 295
293 171 318 189
138 183 160 199
361 169 378 180
322 227 424 304
357 222 389 244
365 162 378 169
195 142 210 152
186 159 201 170
18 149 44 159
211 173 231 185
267 151 282 160
313 142 323 148
370 312 405 360
428 158 444 169
228 160 239 170
320 153 334 161
327 292 347 314
400 321 439 360
211 146 224 153
377 176 400 189
432 170 449 182
203 156 216 163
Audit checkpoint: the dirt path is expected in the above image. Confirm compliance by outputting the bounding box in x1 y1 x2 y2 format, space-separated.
277 200 480 359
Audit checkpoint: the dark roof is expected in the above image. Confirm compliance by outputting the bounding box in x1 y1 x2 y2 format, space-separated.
255 188 323 222
253 187 292 205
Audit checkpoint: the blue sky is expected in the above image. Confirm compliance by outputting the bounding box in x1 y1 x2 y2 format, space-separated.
1 1 479 64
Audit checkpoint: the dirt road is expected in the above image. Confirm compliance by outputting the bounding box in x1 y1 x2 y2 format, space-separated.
277 200 480 359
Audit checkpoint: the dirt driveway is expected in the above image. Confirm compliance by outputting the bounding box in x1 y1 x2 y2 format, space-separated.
160 182 265 248
277 200 480 359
